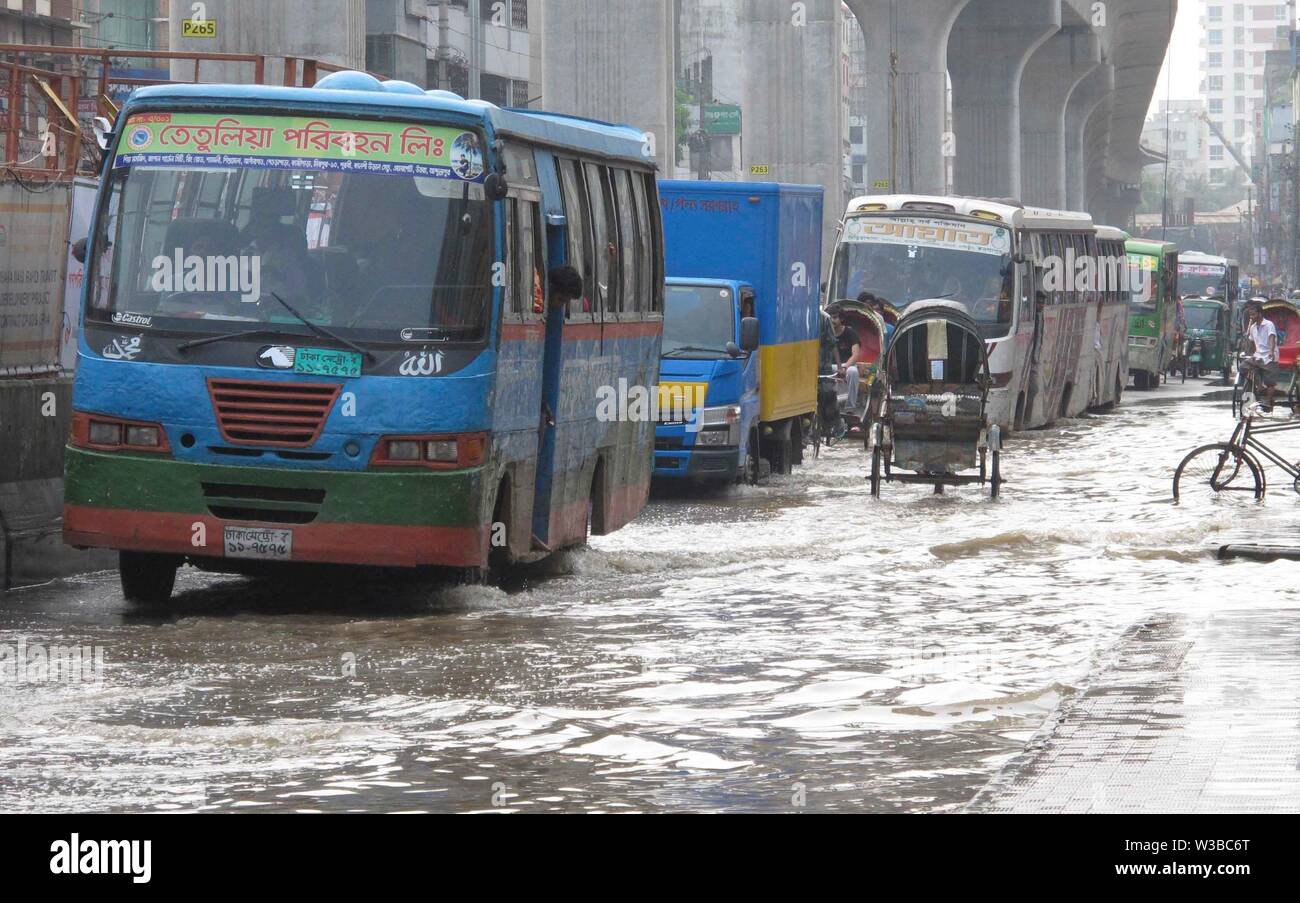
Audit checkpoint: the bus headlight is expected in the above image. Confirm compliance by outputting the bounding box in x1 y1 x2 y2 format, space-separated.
372 433 488 469
71 412 171 453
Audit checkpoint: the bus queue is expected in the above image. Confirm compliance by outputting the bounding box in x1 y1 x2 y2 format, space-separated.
64 72 1269 604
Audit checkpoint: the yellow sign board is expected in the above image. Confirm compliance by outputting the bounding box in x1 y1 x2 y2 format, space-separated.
872 179 891 190
750 164 770 176
182 19 218 38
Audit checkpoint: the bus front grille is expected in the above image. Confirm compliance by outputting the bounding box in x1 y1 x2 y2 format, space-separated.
201 482 325 525
207 379 340 448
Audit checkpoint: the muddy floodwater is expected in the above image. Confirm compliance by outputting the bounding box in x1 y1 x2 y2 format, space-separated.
3 380 1299 813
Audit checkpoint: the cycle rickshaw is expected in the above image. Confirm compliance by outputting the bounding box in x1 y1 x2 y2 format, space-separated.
1231 297 1300 417
865 300 1003 498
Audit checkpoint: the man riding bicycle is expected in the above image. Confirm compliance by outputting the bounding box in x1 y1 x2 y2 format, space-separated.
1242 299 1280 412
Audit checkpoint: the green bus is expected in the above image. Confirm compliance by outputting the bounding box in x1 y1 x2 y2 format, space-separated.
1126 239 1180 390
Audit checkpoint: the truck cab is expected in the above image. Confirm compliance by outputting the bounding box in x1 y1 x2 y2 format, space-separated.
654 278 760 483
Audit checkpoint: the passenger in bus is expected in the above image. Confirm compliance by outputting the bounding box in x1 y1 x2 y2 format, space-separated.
240 191 311 311
548 265 583 314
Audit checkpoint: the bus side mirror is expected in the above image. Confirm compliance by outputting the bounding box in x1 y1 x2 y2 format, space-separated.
484 172 509 201
740 316 760 352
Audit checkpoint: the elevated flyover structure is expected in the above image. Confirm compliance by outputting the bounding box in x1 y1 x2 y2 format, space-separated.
539 1 1174 231
843 0 1173 226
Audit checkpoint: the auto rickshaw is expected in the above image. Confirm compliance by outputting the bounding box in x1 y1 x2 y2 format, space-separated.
865 300 1002 498
1181 297 1231 379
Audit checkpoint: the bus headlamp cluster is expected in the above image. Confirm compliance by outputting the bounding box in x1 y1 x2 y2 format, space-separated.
372 433 487 470
71 412 170 453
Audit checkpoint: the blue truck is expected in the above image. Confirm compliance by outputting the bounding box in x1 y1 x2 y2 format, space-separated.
654 181 824 483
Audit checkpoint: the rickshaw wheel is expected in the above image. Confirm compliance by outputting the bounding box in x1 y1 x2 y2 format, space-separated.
869 445 883 498
990 452 1002 499
979 448 987 483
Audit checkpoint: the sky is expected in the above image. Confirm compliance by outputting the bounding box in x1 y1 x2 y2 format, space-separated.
1150 0 1204 116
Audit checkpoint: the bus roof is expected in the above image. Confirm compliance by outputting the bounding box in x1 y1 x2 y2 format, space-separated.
123 74 654 166
1095 225 1131 242
843 194 1092 231
1178 250 1230 266
1126 237 1178 255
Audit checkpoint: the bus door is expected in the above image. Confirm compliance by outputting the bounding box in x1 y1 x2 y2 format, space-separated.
527 149 570 549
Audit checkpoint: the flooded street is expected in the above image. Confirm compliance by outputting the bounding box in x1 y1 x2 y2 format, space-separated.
4 379 1299 813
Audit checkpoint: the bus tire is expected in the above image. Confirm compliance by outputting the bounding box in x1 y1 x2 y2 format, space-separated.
119 551 178 608
1013 393 1026 432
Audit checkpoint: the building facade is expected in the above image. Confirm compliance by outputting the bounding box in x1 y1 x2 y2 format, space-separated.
1200 1 1293 181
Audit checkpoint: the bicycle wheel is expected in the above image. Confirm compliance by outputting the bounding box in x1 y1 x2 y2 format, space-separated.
1173 443 1264 502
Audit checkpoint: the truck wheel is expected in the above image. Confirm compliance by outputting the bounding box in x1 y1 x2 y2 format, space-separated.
119 551 178 608
768 436 792 475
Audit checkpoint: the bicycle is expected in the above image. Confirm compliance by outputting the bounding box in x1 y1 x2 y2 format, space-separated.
1174 388 1300 502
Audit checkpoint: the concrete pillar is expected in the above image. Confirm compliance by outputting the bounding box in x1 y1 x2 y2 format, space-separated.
1019 27 1100 208
1064 64 1113 210
949 0 1061 199
542 0 677 175
168 0 366 84
1083 99 1113 219
843 0 970 196
740 0 846 263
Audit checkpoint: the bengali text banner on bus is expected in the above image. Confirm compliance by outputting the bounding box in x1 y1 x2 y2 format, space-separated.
114 113 486 181
842 216 1011 256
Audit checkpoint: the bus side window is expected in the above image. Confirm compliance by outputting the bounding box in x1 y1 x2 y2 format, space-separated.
584 162 618 315
643 172 664 313
503 199 519 316
630 171 653 313
515 199 542 318
613 169 638 314
557 159 593 318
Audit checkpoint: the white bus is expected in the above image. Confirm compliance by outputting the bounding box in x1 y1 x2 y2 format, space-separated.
826 194 1099 432
1089 226 1132 410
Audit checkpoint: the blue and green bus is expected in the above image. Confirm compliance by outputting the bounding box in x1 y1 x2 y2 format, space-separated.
64 71 664 604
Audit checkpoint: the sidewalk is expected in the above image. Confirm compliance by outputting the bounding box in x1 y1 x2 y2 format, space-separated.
968 610 1300 813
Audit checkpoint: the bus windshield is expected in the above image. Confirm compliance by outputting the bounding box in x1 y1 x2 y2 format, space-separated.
1128 254 1159 312
830 214 1014 338
87 113 494 345
663 284 734 357
1178 264 1228 299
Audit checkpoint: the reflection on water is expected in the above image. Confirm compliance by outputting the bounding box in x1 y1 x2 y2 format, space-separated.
3 382 1300 812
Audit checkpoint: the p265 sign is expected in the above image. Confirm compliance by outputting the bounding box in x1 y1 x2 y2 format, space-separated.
182 18 217 38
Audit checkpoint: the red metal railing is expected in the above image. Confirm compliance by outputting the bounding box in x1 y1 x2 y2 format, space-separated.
0 44 363 179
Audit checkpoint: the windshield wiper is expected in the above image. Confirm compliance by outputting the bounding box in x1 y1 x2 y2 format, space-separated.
177 327 312 353
270 292 376 362
663 345 728 358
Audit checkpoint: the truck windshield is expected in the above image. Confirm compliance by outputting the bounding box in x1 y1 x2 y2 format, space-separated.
663 285 734 357
1178 264 1228 299
830 214 1014 338
86 113 493 345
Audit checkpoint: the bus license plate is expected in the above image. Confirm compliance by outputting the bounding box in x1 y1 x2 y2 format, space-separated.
224 526 293 560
